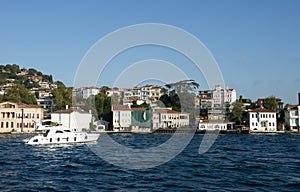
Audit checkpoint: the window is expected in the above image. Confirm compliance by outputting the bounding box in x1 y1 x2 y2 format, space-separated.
269 122 271 126
252 114 254 118
6 122 9 128
11 122 13 128
1 122 3 128
37 114 39 119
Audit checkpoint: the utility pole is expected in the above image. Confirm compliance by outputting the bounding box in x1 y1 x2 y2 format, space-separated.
21 108 24 132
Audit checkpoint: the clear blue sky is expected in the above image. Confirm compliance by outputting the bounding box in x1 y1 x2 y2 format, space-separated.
1 0 300 104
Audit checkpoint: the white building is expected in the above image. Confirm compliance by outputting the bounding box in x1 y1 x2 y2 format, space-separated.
248 109 277 132
0 102 43 133
212 85 237 107
74 87 100 99
199 85 237 120
51 108 92 132
82 87 100 99
284 105 300 132
108 85 166 105
152 109 189 130
36 97 54 113
198 120 232 131
112 105 132 131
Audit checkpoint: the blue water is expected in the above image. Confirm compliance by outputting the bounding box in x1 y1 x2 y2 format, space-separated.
1 134 300 191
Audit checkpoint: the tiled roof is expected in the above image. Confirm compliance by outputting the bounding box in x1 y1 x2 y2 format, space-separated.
154 109 188 114
18 103 41 108
0 102 42 109
112 105 131 111
131 107 147 111
248 109 276 113
285 104 299 110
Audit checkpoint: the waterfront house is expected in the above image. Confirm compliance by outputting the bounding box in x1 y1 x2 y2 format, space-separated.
152 109 189 130
51 107 92 132
112 105 132 131
198 119 233 131
131 108 152 133
0 101 43 133
248 109 277 132
284 105 300 132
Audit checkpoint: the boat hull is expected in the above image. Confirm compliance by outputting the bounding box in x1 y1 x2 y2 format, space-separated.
26 132 100 145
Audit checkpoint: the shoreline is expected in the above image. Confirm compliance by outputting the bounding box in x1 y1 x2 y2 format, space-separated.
1 130 299 136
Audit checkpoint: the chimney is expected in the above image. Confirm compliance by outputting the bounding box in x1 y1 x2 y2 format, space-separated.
66 105 69 110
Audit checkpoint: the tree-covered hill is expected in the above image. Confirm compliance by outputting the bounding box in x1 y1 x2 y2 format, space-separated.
0 64 53 89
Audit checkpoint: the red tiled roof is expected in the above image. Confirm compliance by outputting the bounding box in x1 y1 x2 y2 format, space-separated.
112 105 131 111
154 109 188 114
18 103 41 108
285 104 299 110
131 107 147 111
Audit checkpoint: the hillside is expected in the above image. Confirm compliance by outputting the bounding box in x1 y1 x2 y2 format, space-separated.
0 64 72 111
0 64 53 89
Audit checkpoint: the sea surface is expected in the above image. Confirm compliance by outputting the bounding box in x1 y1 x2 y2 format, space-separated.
0 133 300 191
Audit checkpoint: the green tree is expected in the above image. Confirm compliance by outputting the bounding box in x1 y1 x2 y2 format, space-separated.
28 68 38 75
52 82 72 110
228 101 244 125
163 80 200 125
93 92 112 126
100 86 111 94
159 90 181 111
3 83 36 104
264 96 277 111
8 64 20 73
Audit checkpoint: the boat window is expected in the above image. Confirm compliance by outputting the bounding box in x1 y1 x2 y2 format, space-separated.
55 130 63 133
50 138 52 142
64 130 71 132
66 137 69 142
43 130 50 137
33 139 38 142
57 138 60 142
74 137 76 141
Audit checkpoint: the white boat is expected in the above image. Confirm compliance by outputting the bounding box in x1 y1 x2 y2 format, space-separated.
25 123 100 145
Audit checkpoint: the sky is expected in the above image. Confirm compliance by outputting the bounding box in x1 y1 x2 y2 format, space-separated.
0 0 300 104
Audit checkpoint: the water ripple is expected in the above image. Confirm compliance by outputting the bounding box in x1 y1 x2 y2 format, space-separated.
0 134 300 191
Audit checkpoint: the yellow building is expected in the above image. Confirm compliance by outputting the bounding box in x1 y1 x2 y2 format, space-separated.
0 102 43 133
